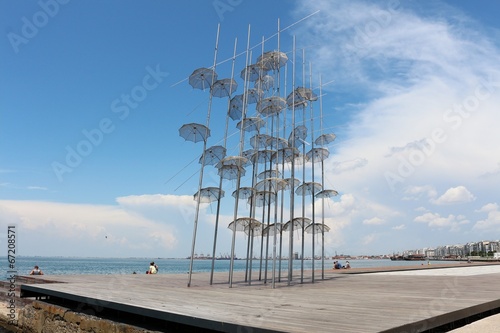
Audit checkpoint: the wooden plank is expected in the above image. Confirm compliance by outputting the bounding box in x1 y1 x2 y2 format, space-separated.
19 264 500 333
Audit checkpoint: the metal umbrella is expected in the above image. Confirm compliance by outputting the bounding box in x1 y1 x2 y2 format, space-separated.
241 149 255 166
288 125 308 148
216 156 248 169
252 190 276 207
315 133 336 146
193 187 225 203
262 223 283 236
199 145 226 166
296 182 322 196
229 94 244 121
272 147 301 164
245 88 263 104
228 217 261 231
254 75 274 91
284 177 301 191
306 148 330 163
252 149 275 164
189 67 217 90
211 78 238 98
218 164 245 180
305 223 330 234
179 123 210 143
249 134 272 150
257 96 287 116
255 178 287 193
232 187 255 200
283 217 311 231
237 117 265 133
258 169 281 180
257 51 288 71
240 63 267 82
267 137 288 150
316 189 339 198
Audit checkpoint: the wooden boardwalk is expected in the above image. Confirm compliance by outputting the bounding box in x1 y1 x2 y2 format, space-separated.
19 263 500 333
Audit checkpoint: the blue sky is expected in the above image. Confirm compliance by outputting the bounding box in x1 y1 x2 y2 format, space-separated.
1 0 500 259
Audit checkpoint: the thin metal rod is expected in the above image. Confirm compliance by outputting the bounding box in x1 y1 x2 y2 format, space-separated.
188 23 220 287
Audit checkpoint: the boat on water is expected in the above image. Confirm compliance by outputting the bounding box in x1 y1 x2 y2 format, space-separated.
390 254 426 261
403 254 427 261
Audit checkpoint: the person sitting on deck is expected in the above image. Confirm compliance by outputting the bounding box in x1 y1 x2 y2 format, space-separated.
146 262 157 274
333 261 342 269
30 265 44 275
344 261 351 269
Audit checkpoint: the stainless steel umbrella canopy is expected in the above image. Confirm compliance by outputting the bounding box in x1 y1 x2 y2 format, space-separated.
306 148 330 163
249 134 272 150
257 96 287 116
232 187 255 200
211 78 238 98
255 177 287 193
266 137 288 150
315 133 336 146
288 125 308 148
228 217 261 231
240 63 268 82
228 94 243 121
254 74 274 92
316 189 339 198
216 156 248 169
236 117 265 133
258 169 281 180
189 67 217 90
199 145 226 166
193 187 225 203
305 223 330 234
245 88 263 104
257 50 288 71
218 164 246 180
252 190 276 207
296 182 322 196
251 149 275 165
179 123 210 143
283 217 312 231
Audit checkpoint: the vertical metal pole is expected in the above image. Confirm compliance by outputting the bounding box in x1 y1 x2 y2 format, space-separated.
188 24 220 287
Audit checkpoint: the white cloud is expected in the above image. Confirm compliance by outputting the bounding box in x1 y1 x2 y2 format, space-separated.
432 186 476 205
0 198 185 257
363 217 384 225
392 224 405 230
403 185 437 201
414 212 469 231
473 202 500 230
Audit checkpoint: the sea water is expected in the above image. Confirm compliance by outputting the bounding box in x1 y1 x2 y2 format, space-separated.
0 256 458 280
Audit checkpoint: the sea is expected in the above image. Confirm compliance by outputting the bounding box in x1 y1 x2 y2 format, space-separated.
1 256 459 280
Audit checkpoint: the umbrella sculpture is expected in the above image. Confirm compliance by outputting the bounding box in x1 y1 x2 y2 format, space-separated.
258 169 281 179
237 117 265 133
315 133 336 146
211 78 238 98
229 94 244 121
240 63 268 82
306 148 330 163
199 145 226 166
179 25 340 288
254 74 274 91
179 123 210 143
193 187 225 203
257 50 288 71
189 67 217 90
